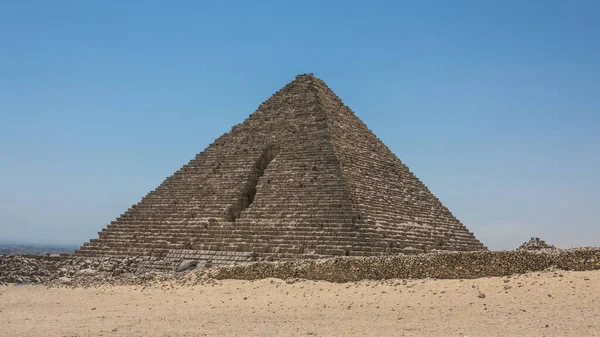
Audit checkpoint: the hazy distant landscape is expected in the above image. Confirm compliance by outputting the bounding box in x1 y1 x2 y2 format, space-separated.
0 242 77 255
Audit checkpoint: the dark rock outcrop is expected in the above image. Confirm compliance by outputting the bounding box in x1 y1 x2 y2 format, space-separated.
518 237 556 250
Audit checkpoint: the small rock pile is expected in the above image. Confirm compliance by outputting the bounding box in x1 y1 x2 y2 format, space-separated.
0 254 60 285
518 237 556 250
47 256 145 287
0 254 175 286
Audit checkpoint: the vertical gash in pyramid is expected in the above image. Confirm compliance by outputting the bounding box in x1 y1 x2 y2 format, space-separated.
76 74 486 261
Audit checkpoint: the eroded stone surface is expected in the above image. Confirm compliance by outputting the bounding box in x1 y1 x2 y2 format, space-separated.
206 247 600 282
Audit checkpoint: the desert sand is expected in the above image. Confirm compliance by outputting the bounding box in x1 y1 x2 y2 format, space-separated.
1 270 598 337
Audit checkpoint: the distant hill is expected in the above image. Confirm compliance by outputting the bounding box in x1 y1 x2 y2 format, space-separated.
0 242 77 255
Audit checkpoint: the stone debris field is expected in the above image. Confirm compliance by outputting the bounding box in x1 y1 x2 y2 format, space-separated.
1 247 599 287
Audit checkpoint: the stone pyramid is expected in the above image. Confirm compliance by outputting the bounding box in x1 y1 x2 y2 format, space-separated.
76 74 486 261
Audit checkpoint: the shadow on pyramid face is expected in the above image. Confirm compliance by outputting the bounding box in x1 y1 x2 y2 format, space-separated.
229 145 280 222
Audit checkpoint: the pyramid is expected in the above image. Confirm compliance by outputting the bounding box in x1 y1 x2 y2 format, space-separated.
76 74 486 261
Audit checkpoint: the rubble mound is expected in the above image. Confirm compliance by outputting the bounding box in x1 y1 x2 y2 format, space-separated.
3 248 599 286
206 247 599 282
518 237 556 251
0 254 60 284
0 254 176 286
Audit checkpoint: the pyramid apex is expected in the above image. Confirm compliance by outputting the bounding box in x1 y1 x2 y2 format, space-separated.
295 73 316 79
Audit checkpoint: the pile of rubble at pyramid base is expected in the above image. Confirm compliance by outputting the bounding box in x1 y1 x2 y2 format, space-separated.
518 237 556 250
3 247 600 286
0 254 179 287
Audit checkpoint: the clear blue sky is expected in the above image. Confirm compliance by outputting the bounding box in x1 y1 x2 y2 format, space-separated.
1 0 598 249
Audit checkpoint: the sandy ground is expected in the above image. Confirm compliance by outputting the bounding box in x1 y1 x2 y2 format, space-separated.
0 270 598 337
